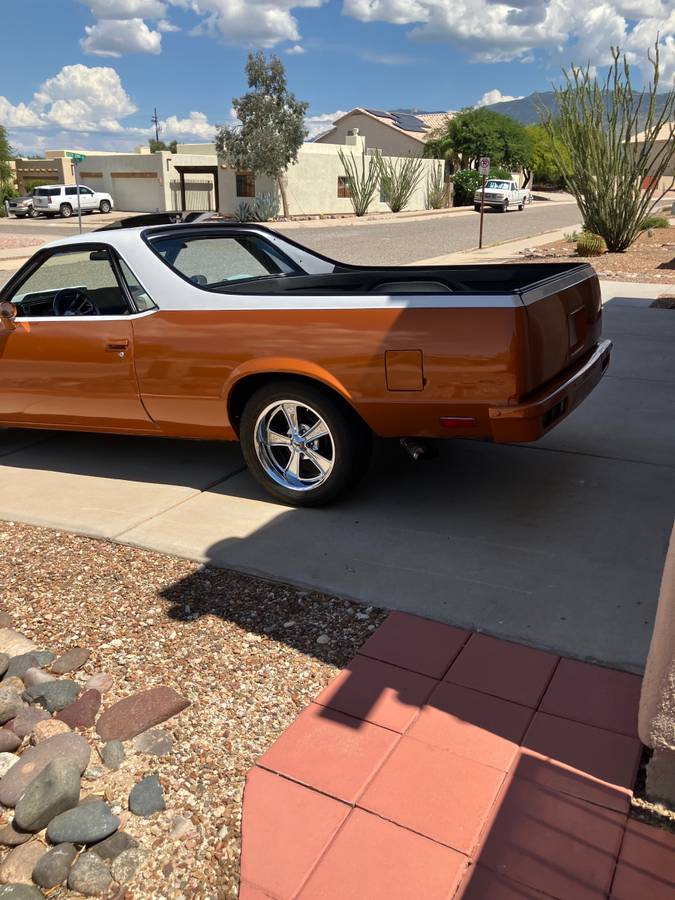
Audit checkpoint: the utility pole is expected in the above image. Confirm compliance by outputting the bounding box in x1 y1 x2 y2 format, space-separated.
151 108 161 143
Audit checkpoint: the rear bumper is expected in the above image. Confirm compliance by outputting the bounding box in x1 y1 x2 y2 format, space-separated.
488 339 612 442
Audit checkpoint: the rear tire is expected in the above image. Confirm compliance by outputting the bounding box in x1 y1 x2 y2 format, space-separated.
99 200 111 214
59 203 72 218
240 379 372 507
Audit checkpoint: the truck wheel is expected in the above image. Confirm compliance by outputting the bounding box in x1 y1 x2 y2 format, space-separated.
474 204 481 212
59 203 73 218
501 200 509 213
518 201 524 211
99 200 111 214
27 206 38 218
240 379 372 507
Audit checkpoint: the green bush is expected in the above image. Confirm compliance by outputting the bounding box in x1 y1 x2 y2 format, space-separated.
233 200 255 222
425 164 446 210
452 169 482 206
638 215 669 231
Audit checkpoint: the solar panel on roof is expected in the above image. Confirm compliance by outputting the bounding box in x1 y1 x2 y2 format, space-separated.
392 112 426 132
365 108 394 120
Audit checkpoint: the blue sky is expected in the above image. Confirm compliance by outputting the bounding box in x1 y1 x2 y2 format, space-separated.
1 1 673 153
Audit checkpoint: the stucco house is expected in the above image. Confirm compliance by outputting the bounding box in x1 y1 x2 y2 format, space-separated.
633 122 675 192
314 108 452 157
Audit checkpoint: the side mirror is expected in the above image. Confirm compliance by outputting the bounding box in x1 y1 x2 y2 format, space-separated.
0 300 17 331
89 250 108 261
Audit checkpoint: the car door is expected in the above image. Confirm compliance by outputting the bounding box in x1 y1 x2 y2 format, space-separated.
78 186 97 211
0 245 155 430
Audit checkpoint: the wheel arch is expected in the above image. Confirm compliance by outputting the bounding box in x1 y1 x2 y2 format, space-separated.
225 359 362 436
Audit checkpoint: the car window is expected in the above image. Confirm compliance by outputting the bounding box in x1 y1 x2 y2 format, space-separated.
9 248 132 318
118 259 156 312
35 188 61 196
79 187 94 196
149 234 301 287
65 187 78 196
485 181 512 190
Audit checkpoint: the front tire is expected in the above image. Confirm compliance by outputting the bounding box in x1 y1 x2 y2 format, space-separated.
99 200 111 214
59 203 72 218
240 380 372 507
501 200 509 213
27 206 38 218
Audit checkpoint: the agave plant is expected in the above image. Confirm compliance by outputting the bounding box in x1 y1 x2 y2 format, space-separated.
425 163 446 210
337 148 380 216
254 191 280 221
377 153 425 213
233 200 255 222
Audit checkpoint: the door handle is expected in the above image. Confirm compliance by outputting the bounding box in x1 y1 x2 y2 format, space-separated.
105 340 129 351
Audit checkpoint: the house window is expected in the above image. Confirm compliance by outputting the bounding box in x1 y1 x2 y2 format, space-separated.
236 172 255 198
337 176 351 198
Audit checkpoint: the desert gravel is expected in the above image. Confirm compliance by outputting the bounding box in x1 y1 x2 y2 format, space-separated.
0 521 385 898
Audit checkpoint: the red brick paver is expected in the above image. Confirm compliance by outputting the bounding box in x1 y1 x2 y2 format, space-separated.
241 613 674 900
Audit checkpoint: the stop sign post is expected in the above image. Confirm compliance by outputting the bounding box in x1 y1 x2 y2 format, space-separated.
478 157 490 249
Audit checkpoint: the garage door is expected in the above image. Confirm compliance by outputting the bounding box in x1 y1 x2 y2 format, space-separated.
111 174 164 212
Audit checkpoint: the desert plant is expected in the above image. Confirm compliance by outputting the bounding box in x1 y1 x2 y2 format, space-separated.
576 232 606 256
337 148 380 216
378 154 425 213
563 230 582 242
233 200 255 222
638 215 669 230
254 191 280 221
452 169 482 206
542 43 675 251
425 163 446 209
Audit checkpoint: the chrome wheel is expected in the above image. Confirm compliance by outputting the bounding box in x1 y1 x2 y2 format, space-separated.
254 400 335 492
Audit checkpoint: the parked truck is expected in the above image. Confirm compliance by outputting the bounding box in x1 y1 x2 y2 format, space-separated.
474 179 530 212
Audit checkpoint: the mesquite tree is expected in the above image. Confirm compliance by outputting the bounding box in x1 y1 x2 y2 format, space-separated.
216 52 308 218
544 44 675 251
337 148 380 216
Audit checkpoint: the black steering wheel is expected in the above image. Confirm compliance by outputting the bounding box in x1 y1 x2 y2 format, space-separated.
52 288 100 317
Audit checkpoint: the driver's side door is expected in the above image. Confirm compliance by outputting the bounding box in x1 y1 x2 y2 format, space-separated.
0 245 155 431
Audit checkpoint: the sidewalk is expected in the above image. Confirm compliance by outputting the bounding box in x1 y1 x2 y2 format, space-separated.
240 611 674 900
409 223 582 265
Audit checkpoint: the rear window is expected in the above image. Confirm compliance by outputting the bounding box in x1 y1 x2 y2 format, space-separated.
35 188 61 196
149 233 301 288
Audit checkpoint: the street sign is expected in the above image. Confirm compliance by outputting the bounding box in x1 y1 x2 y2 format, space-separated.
478 157 490 176
66 151 87 163
66 152 87 233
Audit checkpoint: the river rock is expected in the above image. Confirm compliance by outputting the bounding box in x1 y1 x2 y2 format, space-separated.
0 886 44 900
30 720 71 744
47 799 119 845
0 841 46 885
4 656 38 682
0 754 19 778
0 690 23 726
100 740 125 772
5 707 49 739
0 631 36 660
85 673 113 695
133 728 173 756
51 648 90 676
31 842 77 890
111 846 146 884
128 775 164 817
0 611 11 629
67 851 112 896
0 679 23 694
56 690 101 729
91 830 137 861
33 651 55 668
0 655 9 678
96 687 189 742
0 732 20 753
14 758 81 832
24 680 81 713
21 668 54 690
0 821 32 847
0 733 91 806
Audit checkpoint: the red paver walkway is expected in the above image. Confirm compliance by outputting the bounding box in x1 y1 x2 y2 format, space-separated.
239 613 674 899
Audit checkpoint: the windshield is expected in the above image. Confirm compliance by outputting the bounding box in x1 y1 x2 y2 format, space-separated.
485 181 512 190
149 232 302 288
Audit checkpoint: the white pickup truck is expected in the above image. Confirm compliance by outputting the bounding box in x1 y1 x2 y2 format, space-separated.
474 179 530 212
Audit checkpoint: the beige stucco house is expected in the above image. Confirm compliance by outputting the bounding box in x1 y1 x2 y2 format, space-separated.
314 108 452 157
633 123 675 192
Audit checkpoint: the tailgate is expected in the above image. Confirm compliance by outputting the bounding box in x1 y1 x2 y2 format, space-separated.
520 267 602 393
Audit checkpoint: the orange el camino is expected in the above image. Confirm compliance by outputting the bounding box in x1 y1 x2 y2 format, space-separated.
0 214 611 506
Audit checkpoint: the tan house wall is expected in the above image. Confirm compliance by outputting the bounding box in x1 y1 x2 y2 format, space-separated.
217 135 443 217
315 112 426 157
14 157 73 193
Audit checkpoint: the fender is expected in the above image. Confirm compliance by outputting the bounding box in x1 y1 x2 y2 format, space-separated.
223 356 355 406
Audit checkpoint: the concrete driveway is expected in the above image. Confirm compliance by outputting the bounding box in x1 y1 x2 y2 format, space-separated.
0 285 673 672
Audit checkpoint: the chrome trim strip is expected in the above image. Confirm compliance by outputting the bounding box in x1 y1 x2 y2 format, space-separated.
519 266 596 305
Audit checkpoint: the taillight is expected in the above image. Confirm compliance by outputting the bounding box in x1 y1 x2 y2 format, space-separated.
440 417 477 428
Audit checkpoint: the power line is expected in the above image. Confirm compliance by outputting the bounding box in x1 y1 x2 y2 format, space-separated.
151 108 161 143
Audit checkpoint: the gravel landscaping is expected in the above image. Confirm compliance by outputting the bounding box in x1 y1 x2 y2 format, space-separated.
515 223 675 282
0 521 385 898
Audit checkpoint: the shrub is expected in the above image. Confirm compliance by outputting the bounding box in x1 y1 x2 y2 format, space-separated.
452 169 481 206
338 148 380 216
425 164 447 209
254 191 280 221
576 232 606 256
233 200 255 222
378 154 425 213
638 215 669 231
563 230 581 242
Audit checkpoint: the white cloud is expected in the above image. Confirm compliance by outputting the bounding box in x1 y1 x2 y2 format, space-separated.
305 110 347 139
81 18 163 56
158 18 181 31
83 0 168 17
285 44 306 54
168 0 327 48
341 1 675 75
475 89 525 107
160 110 217 140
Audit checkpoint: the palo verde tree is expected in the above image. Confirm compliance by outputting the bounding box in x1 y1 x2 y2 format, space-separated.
216 52 308 218
543 43 675 251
